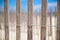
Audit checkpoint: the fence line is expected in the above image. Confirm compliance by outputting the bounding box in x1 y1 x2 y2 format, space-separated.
0 0 59 40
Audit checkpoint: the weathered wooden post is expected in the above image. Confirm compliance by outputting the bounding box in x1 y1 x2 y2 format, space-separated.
16 0 20 40
28 0 33 40
4 0 9 40
41 0 47 40
56 0 60 40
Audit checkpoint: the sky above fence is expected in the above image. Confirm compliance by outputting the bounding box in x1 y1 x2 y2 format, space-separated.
0 0 57 12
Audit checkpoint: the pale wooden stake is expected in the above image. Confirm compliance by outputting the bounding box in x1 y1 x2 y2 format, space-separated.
48 9 53 40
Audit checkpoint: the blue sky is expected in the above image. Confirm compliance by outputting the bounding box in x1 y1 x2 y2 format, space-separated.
0 0 57 12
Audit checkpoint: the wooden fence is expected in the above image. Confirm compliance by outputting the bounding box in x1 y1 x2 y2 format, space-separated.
0 0 60 40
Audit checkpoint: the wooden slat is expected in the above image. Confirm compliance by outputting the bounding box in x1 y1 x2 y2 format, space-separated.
49 9 52 36
57 0 60 40
41 0 47 40
28 0 33 40
16 0 20 40
0 24 1 30
48 9 53 40
4 0 9 40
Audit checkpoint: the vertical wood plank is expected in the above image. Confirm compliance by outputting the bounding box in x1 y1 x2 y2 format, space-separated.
48 9 53 40
28 0 33 40
4 0 9 40
50 10 52 36
0 24 1 30
16 0 20 40
57 0 60 40
41 0 47 40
